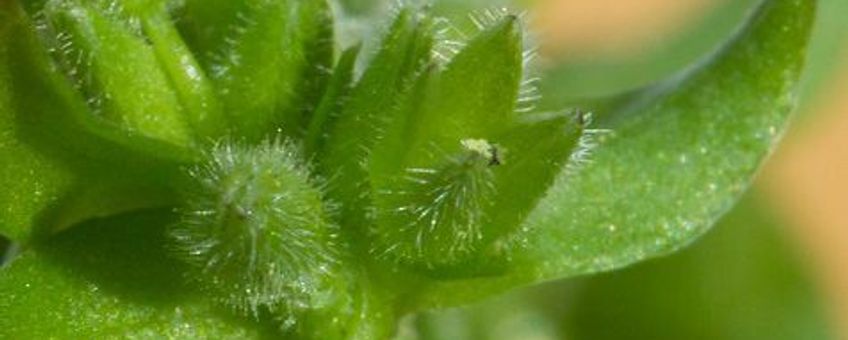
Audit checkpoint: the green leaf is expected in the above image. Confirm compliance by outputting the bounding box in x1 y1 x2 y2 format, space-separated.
411 0 816 307
5 0 197 163
0 210 273 338
408 193 832 340
564 193 833 340
0 33 72 242
0 5 68 242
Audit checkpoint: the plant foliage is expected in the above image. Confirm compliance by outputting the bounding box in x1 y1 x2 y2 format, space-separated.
0 0 815 338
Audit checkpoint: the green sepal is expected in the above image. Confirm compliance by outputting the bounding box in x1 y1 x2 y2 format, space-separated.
31 0 195 147
484 111 587 245
404 16 523 168
366 16 528 274
189 0 334 142
319 8 435 232
296 0 336 135
140 2 227 141
370 16 523 175
305 44 362 158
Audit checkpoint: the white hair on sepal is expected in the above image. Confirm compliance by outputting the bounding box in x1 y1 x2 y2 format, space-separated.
564 110 613 177
431 17 467 65
31 7 51 37
93 0 144 35
467 7 512 31
369 139 499 268
34 5 104 115
388 0 409 18
516 10 543 116
208 7 257 80
516 76 542 114
464 7 542 115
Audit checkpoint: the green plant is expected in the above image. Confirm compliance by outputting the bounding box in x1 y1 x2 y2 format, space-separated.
0 0 815 338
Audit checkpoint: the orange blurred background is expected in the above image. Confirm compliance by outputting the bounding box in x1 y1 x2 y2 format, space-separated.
533 0 848 337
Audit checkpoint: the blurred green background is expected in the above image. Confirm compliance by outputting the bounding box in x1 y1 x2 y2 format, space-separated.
337 0 848 339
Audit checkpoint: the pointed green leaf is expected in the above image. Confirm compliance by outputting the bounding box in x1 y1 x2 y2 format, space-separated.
412 0 816 307
525 0 815 280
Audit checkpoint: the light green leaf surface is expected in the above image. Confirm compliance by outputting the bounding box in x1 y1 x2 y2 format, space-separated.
413 0 815 307
0 210 273 338
407 193 832 340
0 8 74 241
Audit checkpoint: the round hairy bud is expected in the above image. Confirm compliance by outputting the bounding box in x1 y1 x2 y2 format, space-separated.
169 140 339 316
